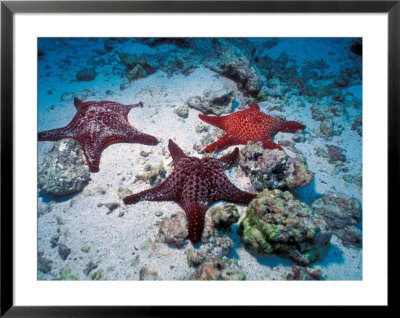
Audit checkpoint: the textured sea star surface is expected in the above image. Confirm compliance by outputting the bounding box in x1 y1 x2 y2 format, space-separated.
38 98 158 172
123 139 256 243
199 103 306 153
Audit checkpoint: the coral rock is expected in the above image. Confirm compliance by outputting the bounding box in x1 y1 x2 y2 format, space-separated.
326 145 346 164
209 44 262 96
173 106 189 118
286 265 322 280
76 67 97 81
188 258 245 281
155 212 188 248
208 203 240 231
310 192 362 248
187 88 237 115
139 267 161 280
58 243 71 261
238 189 331 265
239 141 314 191
38 139 90 196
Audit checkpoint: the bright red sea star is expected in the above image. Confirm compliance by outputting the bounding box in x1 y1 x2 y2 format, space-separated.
38 98 158 172
199 103 306 153
123 139 256 243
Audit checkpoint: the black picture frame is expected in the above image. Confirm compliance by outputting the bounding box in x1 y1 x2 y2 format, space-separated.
1 0 395 316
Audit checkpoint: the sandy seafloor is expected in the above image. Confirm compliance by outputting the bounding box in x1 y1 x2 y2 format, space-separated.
37 38 362 281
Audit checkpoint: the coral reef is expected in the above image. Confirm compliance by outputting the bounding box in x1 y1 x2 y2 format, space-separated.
238 189 331 265
38 139 90 196
239 141 314 191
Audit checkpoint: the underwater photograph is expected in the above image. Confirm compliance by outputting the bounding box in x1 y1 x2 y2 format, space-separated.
37 37 362 281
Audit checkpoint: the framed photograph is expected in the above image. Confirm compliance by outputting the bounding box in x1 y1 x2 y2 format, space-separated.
1 0 393 315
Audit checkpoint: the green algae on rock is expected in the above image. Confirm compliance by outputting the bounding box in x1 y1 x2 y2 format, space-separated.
38 139 90 197
239 142 314 191
238 189 331 265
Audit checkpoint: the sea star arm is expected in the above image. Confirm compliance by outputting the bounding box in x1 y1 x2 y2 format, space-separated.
168 139 188 163
74 97 144 120
204 134 242 153
123 176 179 205
180 199 209 243
102 124 158 146
262 138 284 151
211 174 256 204
198 104 260 129
79 141 103 172
278 120 306 133
74 98 84 110
218 147 240 169
198 113 227 129
104 101 144 120
38 127 75 141
250 103 260 111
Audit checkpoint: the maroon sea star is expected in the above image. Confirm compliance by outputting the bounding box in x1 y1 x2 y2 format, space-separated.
199 103 306 153
38 98 158 172
123 139 256 243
